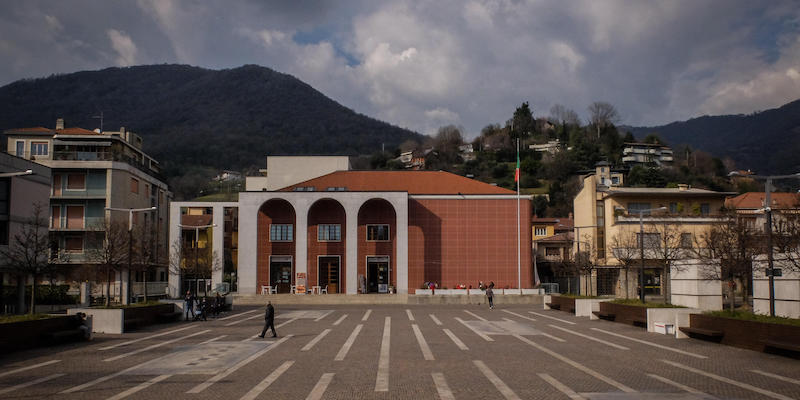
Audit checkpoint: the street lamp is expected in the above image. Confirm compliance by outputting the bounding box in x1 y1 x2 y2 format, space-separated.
106 206 157 304
573 225 600 296
729 171 800 316
635 207 667 303
0 169 34 178
177 223 217 296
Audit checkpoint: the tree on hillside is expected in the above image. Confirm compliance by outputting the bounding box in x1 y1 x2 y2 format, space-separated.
588 101 620 139
510 102 536 139
643 133 666 145
628 166 667 187
550 104 581 128
0 203 53 314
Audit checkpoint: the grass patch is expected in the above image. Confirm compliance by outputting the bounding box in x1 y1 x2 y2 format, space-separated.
558 294 602 299
0 313 55 324
92 300 164 309
705 310 800 327
610 299 685 308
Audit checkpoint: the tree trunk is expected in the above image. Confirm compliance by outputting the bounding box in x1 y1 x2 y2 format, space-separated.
29 273 36 315
105 266 111 307
16 273 25 314
728 281 735 311
624 268 630 299
663 266 670 304
143 268 148 302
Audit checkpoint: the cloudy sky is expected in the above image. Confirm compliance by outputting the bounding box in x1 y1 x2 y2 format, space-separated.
1 0 799 137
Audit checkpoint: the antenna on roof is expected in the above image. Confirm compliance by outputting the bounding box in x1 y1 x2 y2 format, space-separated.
92 111 104 132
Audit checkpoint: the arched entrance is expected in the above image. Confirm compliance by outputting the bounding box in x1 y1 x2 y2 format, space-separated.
308 199 346 293
257 199 296 293
358 199 397 293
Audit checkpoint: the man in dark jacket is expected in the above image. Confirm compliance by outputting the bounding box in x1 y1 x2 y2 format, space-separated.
184 290 195 321
258 301 277 338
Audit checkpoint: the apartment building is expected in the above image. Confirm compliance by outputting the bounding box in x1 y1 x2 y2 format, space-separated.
573 163 731 298
622 142 674 168
532 216 574 293
4 119 171 302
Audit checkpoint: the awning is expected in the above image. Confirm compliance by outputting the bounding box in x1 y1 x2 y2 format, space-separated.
53 140 112 146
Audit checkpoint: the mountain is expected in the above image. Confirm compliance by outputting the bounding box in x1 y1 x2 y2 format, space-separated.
0 64 423 179
626 99 800 174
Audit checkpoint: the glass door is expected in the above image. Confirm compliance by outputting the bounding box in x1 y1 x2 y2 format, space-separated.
270 256 293 293
367 256 390 293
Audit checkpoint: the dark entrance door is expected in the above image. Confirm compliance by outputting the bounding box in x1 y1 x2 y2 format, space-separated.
367 256 390 293
318 256 340 294
270 256 293 293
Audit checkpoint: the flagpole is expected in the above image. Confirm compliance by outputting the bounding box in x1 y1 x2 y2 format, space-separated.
517 138 522 294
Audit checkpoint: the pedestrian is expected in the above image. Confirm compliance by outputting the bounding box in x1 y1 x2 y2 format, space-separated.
429 281 435 295
213 292 223 318
486 282 494 309
259 301 277 338
194 297 208 321
184 290 195 321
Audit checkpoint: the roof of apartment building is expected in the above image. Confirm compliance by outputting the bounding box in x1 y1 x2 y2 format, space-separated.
602 186 734 197
5 126 98 135
280 170 516 195
531 217 574 231
181 214 213 226
534 231 573 243
726 192 800 210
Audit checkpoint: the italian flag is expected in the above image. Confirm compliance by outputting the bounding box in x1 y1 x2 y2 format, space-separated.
515 153 520 182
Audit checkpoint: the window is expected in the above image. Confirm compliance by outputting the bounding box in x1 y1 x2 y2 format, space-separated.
637 232 661 248
293 186 315 191
318 224 341 241
367 224 390 241
15 141 24 157
669 202 678 214
627 202 652 215
325 187 346 191
66 205 84 229
270 224 293 241
65 236 83 253
700 203 710 216
66 173 86 190
31 142 48 156
0 220 7 245
0 179 8 215
52 174 62 196
611 176 619 185
545 247 560 256
51 206 61 228
680 233 692 248
145 184 150 197
534 226 547 236
130 178 139 194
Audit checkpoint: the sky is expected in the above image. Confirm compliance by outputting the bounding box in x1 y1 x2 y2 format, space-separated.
1 0 799 137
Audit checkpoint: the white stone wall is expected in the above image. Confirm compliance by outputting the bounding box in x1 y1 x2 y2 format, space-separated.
670 259 722 310
753 255 800 318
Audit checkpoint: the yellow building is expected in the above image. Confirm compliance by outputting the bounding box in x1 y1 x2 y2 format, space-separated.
573 163 732 299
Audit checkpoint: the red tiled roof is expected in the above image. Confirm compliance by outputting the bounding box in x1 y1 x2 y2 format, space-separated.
280 171 516 195
531 217 574 231
4 127 53 134
534 232 573 243
181 214 213 226
56 127 100 135
726 192 800 210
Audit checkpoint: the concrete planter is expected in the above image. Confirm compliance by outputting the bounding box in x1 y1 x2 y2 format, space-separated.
687 314 800 355
544 295 575 312
0 316 87 353
69 303 175 334
577 298 613 319
646 307 699 336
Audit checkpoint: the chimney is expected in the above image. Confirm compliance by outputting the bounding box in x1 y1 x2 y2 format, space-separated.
677 184 689 191
56 118 64 130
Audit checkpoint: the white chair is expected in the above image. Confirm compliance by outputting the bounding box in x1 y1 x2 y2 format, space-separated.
290 285 297 294
260 285 268 295
320 285 328 294
269 286 277 294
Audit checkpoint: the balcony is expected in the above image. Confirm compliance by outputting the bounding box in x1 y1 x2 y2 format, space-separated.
615 213 724 224
51 217 107 231
51 150 165 181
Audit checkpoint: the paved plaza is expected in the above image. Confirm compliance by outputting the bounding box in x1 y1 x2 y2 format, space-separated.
1 304 799 399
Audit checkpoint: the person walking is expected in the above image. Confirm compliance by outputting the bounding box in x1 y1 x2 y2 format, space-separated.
258 301 277 338
184 290 195 321
213 292 223 318
486 283 494 309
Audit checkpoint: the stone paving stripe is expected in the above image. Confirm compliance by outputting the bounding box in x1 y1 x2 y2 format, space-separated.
276 317 298 329
362 309 372 321
591 328 707 359
500 317 565 342
464 310 488 321
751 370 800 386
443 328 469 350
333 314 348 326
662 359 793 400
431 372 455 400
99 326 194 350
430 314 443 326
187 334 292 394
335 324 363 361
225 313 263 326
61 360 157 393
406 309 415 321
199 335 227 344
306 372 335 400
103 329 210 362
412 324 434 360
0 373 65 396
547 324 629 350
646 373 706 394
105 374 171 400
514 335 636 393
455 317 494 342
0 360 60 378
302 329 332 351
502 309 537 321
239 360 294 400
528 311 576 325
473 360 521 400
314 310 334 322
217 309 259 321
537 373 585 400
375 317 391 392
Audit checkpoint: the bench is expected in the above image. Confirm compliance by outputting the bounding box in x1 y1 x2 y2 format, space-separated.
124 318 145 330
632 318 647 327
545 303 561 310
593 311 615 321
46 328 85 344
762 340 800 354
679 327 724 339
157 311 183 323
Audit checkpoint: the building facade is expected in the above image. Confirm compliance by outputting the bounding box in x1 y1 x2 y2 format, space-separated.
622 142 674 168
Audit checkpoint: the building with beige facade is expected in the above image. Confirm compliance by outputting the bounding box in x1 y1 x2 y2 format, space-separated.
573 163 732 299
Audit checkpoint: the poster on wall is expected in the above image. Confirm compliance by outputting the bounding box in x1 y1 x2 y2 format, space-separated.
296 272 306 294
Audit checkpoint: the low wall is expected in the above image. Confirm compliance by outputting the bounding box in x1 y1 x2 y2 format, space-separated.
671 260 722 311
689 314 800 353
577 299 613 319
68 308 123 334
233 294 544 306
753 256 800 318
646 308 698 335
598 302 647 326
0 316 85 353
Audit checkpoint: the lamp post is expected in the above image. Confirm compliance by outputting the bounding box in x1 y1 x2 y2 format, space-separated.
106 206 157 305
729 171 800 316
636 207 667 303
0 169 34 178
177 223 217 296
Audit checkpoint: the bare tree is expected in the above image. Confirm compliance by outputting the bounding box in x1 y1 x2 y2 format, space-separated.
610 229 642 299
588 101 620 139
169 238 222 296
549 104 581 128
132 224 156 301
87 219 129 307
647 221 686 304
0 203 52 314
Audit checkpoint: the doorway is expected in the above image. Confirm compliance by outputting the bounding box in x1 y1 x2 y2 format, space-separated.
318 256 340 294
366 256 390 293
270 256 293 293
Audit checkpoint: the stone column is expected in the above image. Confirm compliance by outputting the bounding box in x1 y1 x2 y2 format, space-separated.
293 198 310 283
167 201 182 298
393 197 409 294
212 205 225 290
344 200 360 294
